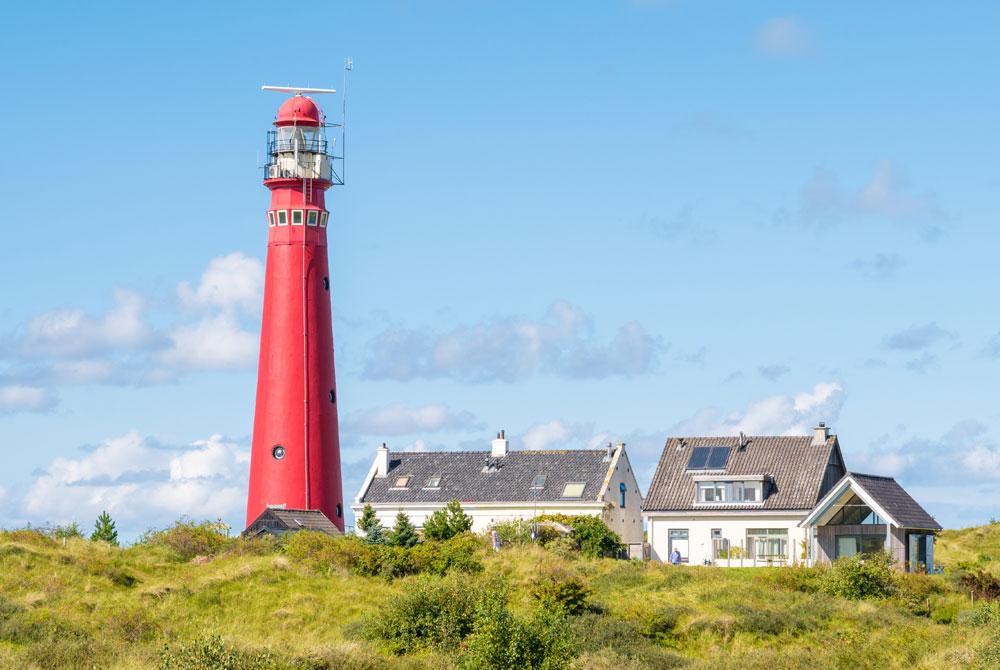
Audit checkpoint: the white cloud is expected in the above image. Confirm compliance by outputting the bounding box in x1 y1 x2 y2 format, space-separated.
344 403 482 436
178 252 264 314
0 385 56 414
756 17 809 57
672 380 845 436
21 289 152 359
158 313 258 371
521 421 571 451
363 301 665 382
23 432 249 530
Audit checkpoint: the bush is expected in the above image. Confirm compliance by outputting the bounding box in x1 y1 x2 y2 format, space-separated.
531 566 591 615
141 519 233 561
569 614 687 669
960 569 1000 601
360 574 480 653
492 519 534 546
760 565 825 593
460 580 575 670
387 511 420 548
977 632 1000 669
158 635 289 670
423 500 473 541
410 534 484 576
960 601 1000 627
283 529 341 569
822 552 895 600
356 505 386 545
535 515 624 559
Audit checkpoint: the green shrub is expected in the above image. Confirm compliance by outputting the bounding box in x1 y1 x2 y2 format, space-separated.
822 552 895 600
546 535 579 560
423 500 473 541
493 519 534 545
158 635 289 670
283 529 341 569
535 515 624 559
960 601 1000 626
759 565 825 593
459 580 575 670
569 614 687 669
360 574 479 653
638 604 687 644
91 510 119 546
410 534 484 576
141 519 233 561
960 569 1000 601
531 566 591 615
387 511 420 548
354 544 417 580
977 632 1000 669
356 505 386 545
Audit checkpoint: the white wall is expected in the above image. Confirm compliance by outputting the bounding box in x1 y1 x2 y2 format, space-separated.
646 513 809 566
352 501 607 536
598 449 645 546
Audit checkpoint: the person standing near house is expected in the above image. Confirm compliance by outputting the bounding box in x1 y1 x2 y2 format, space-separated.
670 547 682 565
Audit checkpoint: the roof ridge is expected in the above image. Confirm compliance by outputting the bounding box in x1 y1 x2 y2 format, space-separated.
849 471 896 481
670 435 810 440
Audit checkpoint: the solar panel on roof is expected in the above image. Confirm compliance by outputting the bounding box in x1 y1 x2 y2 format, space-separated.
687 447 710 469
707 446 731 469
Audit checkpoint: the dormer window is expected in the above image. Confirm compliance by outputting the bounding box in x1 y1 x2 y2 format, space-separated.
562 482 585 498
531 474 546 489
695 480 763 504
391 476 411 489
424 476 442 489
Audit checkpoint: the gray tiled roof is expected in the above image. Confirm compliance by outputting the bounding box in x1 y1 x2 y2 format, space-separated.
642 435 841 512
849 473 942 530
359 449 614 505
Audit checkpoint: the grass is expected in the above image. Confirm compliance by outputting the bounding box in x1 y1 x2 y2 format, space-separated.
0 526 997 669
938 521 1000 575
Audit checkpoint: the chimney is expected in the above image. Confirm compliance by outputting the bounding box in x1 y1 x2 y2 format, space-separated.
375 442 389 477
812 422 830 446
605 441 614 461
491 429 509 457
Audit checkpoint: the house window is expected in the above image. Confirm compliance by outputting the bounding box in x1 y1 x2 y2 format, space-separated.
291 209 304 225
827 495 884 525
424 476 442 489
531 474 546 489
747 528 788 561
307 210 319 227
562 482 585 498
619 482 627 508
391 476 410 489
711 528 730 559
267 212 276 227
835 535 884 559
319 211 329 227
696 480 763 504
277 210 288 226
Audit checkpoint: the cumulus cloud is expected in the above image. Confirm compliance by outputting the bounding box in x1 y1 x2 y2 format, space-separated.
178 252 264 314
363 301 665 382
20 290 152 359
849 253 904 280
782 162 947 233
756 17 810 57
23 432 249 531
671 380 845 437
882 322 957 351
343 403 483 437
0 385 57 414
158 313 258 371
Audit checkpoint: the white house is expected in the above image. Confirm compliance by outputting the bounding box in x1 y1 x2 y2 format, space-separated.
352 431 645 555
642 423 940 571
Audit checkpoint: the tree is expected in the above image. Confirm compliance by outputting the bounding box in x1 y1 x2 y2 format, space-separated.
91 510 119 546
52 521 83 541
357 504 386 544
424 500 473 541
388 511 420 548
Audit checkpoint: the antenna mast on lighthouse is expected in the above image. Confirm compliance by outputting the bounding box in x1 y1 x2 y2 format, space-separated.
246 63 353 533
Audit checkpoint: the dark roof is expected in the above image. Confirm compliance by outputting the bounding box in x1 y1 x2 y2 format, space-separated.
849 473 942 530
359 449 614 505
244 508 341 537
643 435 841 512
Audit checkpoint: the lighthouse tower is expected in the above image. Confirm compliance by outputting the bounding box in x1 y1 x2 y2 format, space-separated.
245 89 345 531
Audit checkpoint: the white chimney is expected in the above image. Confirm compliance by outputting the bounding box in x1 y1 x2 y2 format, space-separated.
812 422 830 446
491 430 509 457
375 442 389 477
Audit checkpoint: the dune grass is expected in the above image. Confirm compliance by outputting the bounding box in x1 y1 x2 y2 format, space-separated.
938 521 1000 575
0 526 996 669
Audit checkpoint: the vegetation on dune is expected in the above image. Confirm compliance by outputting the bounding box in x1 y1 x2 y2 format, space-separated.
938 520 1000 576
0 516 998 669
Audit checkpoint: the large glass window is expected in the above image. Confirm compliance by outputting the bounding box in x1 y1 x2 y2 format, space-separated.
835 535 884 559
747 528 788 560
827 495 884 525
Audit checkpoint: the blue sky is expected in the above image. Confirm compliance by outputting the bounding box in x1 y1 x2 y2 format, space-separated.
2 1 999 537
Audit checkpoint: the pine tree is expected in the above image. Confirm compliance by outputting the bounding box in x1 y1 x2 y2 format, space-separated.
445 499 473 535
423 500 472 541
388 511 420 548
357 504 386 544
90 510 119 546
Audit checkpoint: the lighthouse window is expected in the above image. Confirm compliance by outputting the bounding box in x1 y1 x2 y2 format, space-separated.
277 210 288 226
322 276 330 291
329 389 336 403
319 212 329 228
291 209 304 226
267 212 276 227
307 210 319 227
271 445 286 460
336 504 343 518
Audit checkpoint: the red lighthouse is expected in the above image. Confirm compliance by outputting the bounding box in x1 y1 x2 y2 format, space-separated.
245 86 346 531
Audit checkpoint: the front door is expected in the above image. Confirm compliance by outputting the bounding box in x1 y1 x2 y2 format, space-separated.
668 529 689 562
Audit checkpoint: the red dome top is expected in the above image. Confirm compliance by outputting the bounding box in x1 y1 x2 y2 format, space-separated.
276 95 322 126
